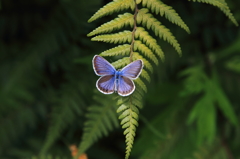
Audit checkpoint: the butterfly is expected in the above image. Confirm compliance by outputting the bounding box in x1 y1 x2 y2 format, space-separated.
92 55 143 96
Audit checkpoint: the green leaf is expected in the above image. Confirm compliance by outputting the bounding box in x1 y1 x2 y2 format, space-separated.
225 56 240 73
78 93 119 154
92 30 132 44
213 82 238 126
137 8 182 55
111 57 130 69
188 94 216 145
88 13 134 36
134 40 158 65
88 0 135 22
135 27 165 60
100 44 130 57
190 0 238 26
142 0 190 33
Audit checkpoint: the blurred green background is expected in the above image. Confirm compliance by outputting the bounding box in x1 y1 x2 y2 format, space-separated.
0 0 240 159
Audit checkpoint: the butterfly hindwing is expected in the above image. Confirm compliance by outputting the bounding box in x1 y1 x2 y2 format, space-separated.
96 75 116 94
117 76 135 96
120 60 143 79
93 55 116 76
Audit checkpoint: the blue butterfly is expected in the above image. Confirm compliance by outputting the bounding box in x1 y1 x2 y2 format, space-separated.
92 55 143 96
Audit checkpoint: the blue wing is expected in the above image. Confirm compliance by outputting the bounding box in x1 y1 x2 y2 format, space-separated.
117 76 135 96
120 60 143 79
96 75 116 94
93 55 116 76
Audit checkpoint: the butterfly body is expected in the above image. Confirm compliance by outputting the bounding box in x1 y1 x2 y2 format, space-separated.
93 55 143 96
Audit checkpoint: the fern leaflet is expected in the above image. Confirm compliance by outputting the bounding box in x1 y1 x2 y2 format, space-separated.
134 40 158 65
140 69 151 82
88 0 135 22
135 78 147 93
190 0 238 26
100 44 131 56
135 27 165 60
111 57 131 69
92 30 132 44
88 13 134 36
142 0 190 33
137 8 182 55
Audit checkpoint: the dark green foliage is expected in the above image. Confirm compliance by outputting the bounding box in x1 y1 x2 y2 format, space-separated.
78 91 119 155
0 0 240 159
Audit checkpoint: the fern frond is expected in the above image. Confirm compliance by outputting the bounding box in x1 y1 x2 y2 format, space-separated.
88 0 135 22
41 105 71 154
187 93 216 144
135 27 165 60
111 57 130 69
134 40 158 65
88 13 134 37
86 0 197 158
142 0 190 33
117 91 143 159
140 69 151 82
137 9 182 55
92 30 132 44
133 52 153 72
182 66 238 144
78 93 119 154
41 91 82 154
100 44 131 56
190 0 238 26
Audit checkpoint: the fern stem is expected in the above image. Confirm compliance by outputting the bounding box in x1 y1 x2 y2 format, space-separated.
129 0 139 62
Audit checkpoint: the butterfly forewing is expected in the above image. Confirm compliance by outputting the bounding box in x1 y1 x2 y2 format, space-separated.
93 55 116 76
96 75 116 94
117 76 135 96
120 60 143 79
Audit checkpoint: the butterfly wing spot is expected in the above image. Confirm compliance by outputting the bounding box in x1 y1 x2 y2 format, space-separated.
96 75 115 94
117 76 135 96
